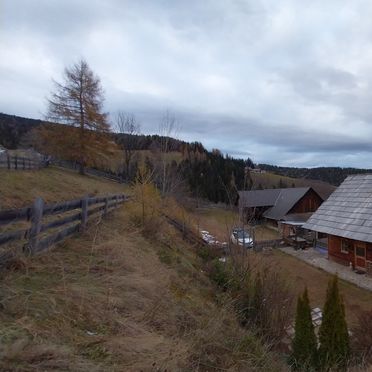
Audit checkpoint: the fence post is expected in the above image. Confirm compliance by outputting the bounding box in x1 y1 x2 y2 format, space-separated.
104 196 109 215
28 158 31 169
81 195 88 230
14 155 18 170
25 197 44 255
23 157 26 170
7 154 10 170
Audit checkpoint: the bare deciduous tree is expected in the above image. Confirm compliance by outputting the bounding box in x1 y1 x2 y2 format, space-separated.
115 111 141 180
43 59 113 174
156 110 184 196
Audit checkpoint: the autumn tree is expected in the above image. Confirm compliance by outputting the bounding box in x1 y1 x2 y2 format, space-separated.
43 59 114 174
319 275 350 370
115 111 141 180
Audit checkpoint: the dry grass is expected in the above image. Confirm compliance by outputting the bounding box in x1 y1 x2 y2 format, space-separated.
0 196 288 371
266 251 372 324
192 205 239 242
191 206 372 326
0 166 128 209
254 225 280 241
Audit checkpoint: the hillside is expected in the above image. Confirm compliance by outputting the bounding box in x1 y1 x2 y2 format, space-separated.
250 172 336 200
0 168 287 371
0 113 43 149
259 164 371 186
0 112 337 203
0 167 127 209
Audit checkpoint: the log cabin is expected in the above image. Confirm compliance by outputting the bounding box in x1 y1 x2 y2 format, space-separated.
237 187 323 226
304 174 372 275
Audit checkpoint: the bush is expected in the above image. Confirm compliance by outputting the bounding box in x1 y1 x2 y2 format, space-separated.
207 259 231 290
318 275 350 370
289 288 318 370
245 269 294 345
351 310 372 366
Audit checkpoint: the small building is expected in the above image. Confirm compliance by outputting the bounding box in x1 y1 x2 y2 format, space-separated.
0 145 7 161
304 174 372 275
237 187 323 225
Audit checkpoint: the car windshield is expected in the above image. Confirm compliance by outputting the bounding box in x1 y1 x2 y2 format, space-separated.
234 230 250 239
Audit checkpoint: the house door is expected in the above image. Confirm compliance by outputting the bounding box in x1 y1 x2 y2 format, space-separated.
355 245 366 271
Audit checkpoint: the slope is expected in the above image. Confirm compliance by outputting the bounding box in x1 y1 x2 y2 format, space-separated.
0 168 287 371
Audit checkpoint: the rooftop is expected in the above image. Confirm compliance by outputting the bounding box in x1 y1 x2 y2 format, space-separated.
303 174 372 243
238 187 316 221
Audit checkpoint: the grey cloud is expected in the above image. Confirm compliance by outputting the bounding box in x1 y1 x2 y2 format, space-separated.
2 0 372 168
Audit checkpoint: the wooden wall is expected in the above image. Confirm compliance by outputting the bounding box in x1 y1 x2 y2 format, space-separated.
328 235 354 267
289 189 323 214
328 235 372 275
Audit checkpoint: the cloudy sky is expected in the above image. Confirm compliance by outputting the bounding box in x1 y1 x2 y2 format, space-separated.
2 0 372 167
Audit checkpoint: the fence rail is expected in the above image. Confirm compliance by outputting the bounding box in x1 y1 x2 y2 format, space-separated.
253 239 283 251
0 193 127 265
52 159 123 183
0 154 45 170
164 214 208 247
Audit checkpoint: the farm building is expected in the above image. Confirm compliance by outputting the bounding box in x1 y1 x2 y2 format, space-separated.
304 174 372 275
237 187 323 225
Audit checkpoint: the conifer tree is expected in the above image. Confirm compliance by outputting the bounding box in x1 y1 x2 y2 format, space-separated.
319 275 350 370
43 59 114 175
290 288 318 370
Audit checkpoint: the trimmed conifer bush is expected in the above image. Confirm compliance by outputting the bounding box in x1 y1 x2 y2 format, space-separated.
290 288 317 370
319 275 350 370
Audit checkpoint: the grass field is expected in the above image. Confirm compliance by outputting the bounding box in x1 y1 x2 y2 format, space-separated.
192 205 280 242
0 167 287 371
191 205 372 325
0 166 128 209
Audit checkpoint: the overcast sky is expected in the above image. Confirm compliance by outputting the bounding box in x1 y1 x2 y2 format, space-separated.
2 1 372 167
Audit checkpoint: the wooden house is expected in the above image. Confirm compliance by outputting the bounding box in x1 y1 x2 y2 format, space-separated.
304 174 372 275
237 187 323 226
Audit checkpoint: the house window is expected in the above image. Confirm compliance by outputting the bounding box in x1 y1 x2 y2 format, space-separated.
356 246 365 258
341 240 351 254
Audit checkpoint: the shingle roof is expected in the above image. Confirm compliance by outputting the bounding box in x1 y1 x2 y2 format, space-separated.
238 189 281 208
303 174 372 243
238 187 312 220
281 212 314 223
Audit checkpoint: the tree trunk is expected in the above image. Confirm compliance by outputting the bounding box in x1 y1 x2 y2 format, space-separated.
79 162 85 175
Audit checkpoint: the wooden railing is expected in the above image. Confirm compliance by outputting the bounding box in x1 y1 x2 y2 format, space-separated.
52 159 123 183
0 154 45 170
0 194 127 264
253 239 283 251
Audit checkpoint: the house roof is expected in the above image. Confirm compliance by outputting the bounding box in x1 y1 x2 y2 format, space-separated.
281 212 314 223
238 187 313 220
238 189 281 208
303 174 372 243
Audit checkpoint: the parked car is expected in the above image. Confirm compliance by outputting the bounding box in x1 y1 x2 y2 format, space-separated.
231 228 253 248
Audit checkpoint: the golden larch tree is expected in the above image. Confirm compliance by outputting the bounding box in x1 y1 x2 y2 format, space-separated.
42 59 115 174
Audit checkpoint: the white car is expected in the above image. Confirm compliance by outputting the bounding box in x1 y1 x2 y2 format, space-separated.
231 228 253 248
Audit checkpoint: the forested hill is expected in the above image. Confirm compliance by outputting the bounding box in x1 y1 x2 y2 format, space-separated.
259 164 371 186
0 112 42 148
0 112 337 203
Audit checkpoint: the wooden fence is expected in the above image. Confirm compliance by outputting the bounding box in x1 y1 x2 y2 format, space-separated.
253 239 283 251
0 154 45 170
52 159 123 183
0 193 127 264
164 214 208 247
